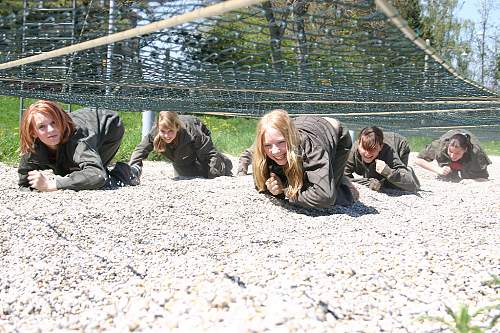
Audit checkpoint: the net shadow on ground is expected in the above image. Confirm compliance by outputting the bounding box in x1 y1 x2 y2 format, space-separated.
269 196 379 217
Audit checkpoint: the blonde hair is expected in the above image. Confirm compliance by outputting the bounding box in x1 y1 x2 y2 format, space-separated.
153 111 183 153
252 109 304 199
19 100 75 155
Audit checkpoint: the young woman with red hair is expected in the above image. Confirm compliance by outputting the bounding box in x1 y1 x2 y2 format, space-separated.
18 100 132 191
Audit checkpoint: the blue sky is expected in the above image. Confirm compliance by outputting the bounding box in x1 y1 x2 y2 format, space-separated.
457 0 500 32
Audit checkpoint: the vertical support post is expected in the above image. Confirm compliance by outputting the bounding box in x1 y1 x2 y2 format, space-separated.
20 0 28 125
424 39 430 89
19 97 25 124
105 0 115 95
349 129 355 143
142 111 156 138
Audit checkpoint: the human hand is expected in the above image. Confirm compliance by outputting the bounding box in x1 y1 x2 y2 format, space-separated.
375 159 387 174
440 166 451 176
265 173 285 196
237 165 248 176
369 178 382 191
27 170 57 192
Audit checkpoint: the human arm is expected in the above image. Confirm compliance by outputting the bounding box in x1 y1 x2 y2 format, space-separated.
344 146 385 191
55 141 108 190
237 147 253 176
343 146 357 178
27 171 57 192
265 172 286 198
129 128 156 169
190 121 222 178
18 154 44 191
288 143 336 208
414 158 451 176
415 140 452 177
375 158 420 192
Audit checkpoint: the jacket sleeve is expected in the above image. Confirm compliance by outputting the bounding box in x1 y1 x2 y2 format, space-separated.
18 154 38 190
129 128 155 167
378 157 420 192
344 146 357 178
288 141 336 208
55 141 108 191
237 147 253 175
191 122 220 178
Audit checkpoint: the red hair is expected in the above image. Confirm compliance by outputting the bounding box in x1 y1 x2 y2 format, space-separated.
19 100 75 154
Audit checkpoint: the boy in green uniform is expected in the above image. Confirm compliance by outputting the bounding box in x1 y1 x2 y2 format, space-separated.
344 126 420 192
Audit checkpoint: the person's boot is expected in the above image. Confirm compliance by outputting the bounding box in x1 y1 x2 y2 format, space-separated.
109 162 139 187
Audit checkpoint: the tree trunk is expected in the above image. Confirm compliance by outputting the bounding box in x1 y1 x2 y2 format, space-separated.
261 1 288 73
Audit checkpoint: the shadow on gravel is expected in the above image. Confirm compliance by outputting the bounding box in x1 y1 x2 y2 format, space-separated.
378 189 423 198
276 200 379 217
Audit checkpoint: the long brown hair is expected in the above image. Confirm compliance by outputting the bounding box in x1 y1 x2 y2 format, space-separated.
252 109 304 199
153 111 183 153
19 100 75 154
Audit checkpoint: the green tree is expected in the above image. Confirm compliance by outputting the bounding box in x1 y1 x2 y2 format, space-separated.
0 0 22 16
420 0 474 78
390 0 423 35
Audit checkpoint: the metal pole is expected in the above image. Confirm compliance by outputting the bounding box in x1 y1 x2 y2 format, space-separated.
142 111 156 138
424 38 430 88
349 129 355 143
19 0 28 124
105 0 115 95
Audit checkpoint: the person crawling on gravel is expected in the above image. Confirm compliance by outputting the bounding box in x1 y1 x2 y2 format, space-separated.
248 109 359 208
129 111 233 180
415 129 491 182
18 100 138 192
344 126 420 192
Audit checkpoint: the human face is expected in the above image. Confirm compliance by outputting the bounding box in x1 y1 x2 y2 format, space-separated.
263 126 288 166
159 127 177 144
33 112 61 150
447 145 465 162
358 143 382 163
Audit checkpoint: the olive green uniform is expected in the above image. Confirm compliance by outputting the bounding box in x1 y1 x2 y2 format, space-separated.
345 132 420 192
237 147 253 176
129 115 232 178
239 116 355 208
417 129 491 179
18 108 124 191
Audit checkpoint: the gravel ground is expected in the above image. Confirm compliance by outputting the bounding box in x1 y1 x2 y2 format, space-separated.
0 153 499 333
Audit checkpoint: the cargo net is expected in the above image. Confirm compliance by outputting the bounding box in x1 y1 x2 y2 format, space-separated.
0 0 499 139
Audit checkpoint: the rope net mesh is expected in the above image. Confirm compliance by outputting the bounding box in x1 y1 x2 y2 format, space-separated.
0 0 499 139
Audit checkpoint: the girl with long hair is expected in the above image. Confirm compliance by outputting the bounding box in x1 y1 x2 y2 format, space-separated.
129 111 233 179
18 100 130 191
250 109 358 208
